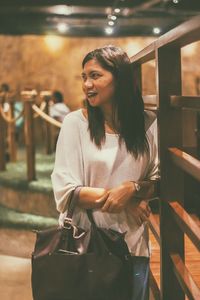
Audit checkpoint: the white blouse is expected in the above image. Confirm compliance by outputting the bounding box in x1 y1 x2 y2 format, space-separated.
51 109 159 256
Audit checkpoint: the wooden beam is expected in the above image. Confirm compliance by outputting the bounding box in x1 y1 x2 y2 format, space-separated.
130 42 155 64
169 201 200 251
157 44 185 300
149 214 160 245
170 96 200 109
168 148 200 182
150 269 161 300
170 253 200 300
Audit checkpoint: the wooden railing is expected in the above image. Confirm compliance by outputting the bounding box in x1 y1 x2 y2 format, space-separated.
130 15 200 299
0 90 62 181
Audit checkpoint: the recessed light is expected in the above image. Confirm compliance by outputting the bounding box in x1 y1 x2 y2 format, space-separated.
114 8 121 13
153 27 161 34
57 23 68 33
110 15 117 21
105 27 114 35
108 21 115 26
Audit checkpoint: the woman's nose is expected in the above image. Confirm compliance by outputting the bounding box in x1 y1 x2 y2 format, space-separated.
84 78 93 88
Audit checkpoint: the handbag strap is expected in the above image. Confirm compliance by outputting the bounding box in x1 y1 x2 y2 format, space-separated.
64 186 82 225
86 209 96 227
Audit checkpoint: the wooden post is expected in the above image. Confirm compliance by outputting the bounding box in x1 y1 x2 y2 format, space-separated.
156 45 185 300
43 95 52 154
0 102 6 170
23 94 36 181
7 100 17 162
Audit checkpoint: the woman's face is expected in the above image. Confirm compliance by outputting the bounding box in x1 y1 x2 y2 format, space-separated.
81 59 115 108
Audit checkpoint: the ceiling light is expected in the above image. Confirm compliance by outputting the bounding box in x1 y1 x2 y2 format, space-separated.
108 21 115 26
105 27 114 35
173 0 179 3
114 8 121 13
57 23 68 33
110 15 117 21
153 27 161 34
53 5 72 15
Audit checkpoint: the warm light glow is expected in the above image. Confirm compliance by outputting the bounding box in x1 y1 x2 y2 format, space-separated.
52 5 72 15
44 36 64 52
105 27 114 35
57 23 68 33
125 42 142 56
182 42 198 56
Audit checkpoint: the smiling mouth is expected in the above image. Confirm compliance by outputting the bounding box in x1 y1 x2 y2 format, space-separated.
87 92 98 98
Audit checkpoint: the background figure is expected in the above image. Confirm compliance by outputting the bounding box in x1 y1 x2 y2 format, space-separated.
49 90 70 150
49 90 70 123
0 83 24 158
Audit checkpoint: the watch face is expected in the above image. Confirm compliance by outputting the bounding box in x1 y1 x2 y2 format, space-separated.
135 183 141 192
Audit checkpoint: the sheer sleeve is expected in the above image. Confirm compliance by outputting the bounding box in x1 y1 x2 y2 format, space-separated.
146 117 160 181
51 113 84 213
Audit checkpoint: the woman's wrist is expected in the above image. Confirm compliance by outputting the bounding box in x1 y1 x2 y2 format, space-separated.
122 181 137 197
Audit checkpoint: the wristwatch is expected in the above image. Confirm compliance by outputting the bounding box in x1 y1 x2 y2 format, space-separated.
134 182 141 192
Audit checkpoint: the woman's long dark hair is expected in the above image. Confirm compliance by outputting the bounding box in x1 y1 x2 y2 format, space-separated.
82 45 149 158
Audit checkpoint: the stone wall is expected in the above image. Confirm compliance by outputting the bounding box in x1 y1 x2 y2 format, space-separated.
0 35 199 110
0 35 155 110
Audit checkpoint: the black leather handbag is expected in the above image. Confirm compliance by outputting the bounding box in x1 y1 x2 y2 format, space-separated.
31 187 133 300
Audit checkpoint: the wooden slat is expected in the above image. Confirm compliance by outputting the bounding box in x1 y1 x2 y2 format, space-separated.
169 201 200 251
150 269 161 300
144 104 158 112
170 253 200 300
157 15 200 49
170 96 200 109
130 42 155 64
168 148 200 182
143 95 158 111
149 214 160 245
143 95 157 105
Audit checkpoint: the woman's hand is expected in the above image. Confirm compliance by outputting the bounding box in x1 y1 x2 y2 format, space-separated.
101 181 136 213
126 200 151 226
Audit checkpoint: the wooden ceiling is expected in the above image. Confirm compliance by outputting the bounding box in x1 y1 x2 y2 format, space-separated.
0 0 199 37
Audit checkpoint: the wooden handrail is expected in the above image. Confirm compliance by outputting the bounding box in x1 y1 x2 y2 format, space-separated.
169 201 200 251
149 214 160 245
157 15 200 49
168 148 200 182
170 96 200 109
150 269 161 300
32 104 62 128
130 15 200 66
130 42 155 64
170 253 200 300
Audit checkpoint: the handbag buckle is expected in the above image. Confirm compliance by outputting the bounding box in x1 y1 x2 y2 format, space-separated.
63 217 72 229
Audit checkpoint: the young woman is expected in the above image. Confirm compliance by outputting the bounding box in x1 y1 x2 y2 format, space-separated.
51 45 159 299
